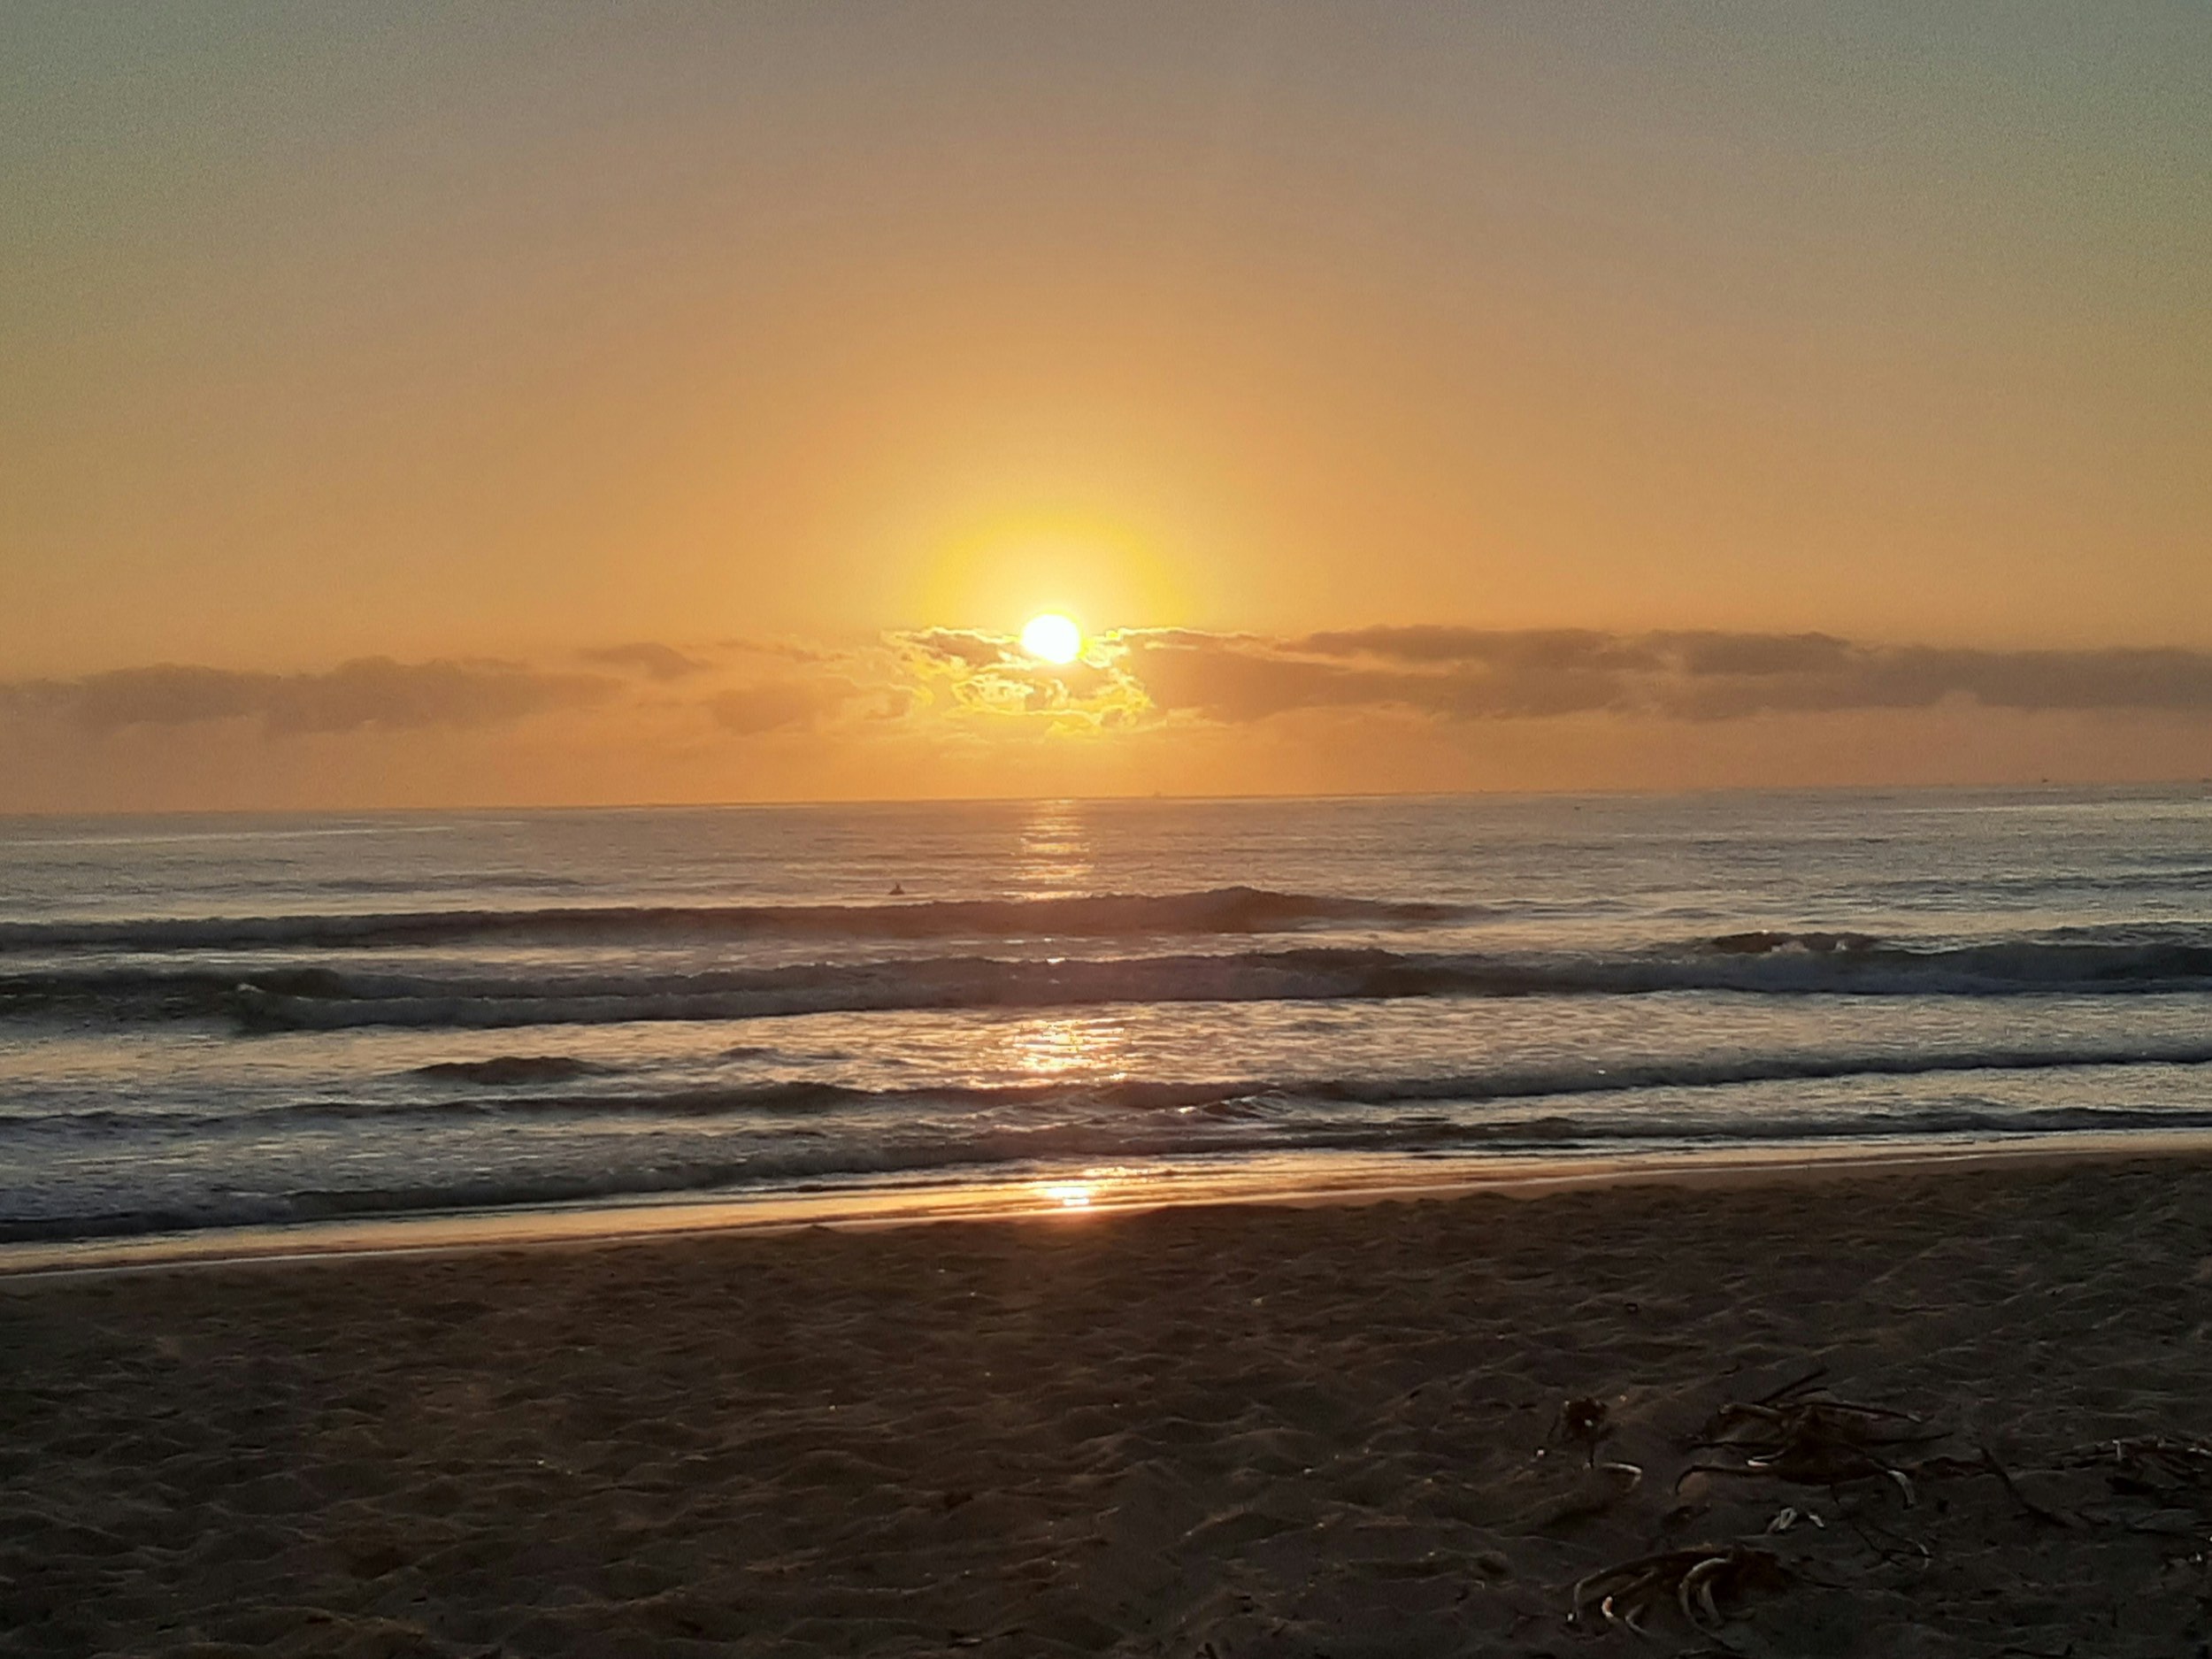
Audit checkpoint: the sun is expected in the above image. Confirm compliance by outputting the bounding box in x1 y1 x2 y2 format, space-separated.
1019 612 1084 664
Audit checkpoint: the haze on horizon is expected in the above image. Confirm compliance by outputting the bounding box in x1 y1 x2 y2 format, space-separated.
4 2 2207 811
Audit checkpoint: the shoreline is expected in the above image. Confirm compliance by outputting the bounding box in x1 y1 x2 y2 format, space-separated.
11 1125 2212 1279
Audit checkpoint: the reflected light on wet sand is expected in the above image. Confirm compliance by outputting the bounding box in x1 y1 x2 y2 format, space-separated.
19 1136 2212 1277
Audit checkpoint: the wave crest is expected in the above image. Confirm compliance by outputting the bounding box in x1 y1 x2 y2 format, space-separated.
8 933 2212 1033
0 887 1478 953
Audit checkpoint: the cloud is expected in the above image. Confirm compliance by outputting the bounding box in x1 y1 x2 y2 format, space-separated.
0 658 615 734
12 631 2209 764
1125 634 1624 720
581 642 710 680
1118 630 2212 724
1294 626 1663 672
706 677 861 735
1657 631 1857 678
898 628 1016 672
888 627 1152 726
1661 643 2212 720
718 637 840 664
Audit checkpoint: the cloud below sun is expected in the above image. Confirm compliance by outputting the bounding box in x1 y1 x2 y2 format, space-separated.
4 623 2212 812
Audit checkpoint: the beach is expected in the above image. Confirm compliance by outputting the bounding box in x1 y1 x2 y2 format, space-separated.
12 1 2208 1648
6 1153 2211 1656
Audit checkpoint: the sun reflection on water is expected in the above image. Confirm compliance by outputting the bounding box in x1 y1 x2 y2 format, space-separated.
1003 801 1141 1217
1003 1012 1126 1079
1015 798 1094 896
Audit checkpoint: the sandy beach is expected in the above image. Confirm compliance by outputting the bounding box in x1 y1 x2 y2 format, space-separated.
6 1154 2212 1657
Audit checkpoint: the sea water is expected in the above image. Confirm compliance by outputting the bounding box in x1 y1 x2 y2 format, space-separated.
3 787 2210 1242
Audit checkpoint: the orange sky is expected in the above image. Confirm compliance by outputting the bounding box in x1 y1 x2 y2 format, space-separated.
4 4 2207 810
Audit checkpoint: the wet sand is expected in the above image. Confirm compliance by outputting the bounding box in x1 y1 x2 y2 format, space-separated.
5 1154 2212 1656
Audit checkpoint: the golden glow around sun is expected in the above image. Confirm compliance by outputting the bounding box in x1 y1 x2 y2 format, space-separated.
1019 612 1084 664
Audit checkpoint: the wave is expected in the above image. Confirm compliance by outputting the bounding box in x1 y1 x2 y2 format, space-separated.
12 1093 2212 1243
0 887 1475 953
8 933 2212 1031
410 1056 609 1086
291 1037 2212 1118
31 1037 2212 1134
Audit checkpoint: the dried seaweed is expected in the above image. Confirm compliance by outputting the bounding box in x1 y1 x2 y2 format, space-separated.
1569 1544 1791 1635
1678 1393 1941 1500
2058 1434 2212 1501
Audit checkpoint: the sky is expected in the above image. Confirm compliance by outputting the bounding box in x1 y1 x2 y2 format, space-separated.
3 2 2207 810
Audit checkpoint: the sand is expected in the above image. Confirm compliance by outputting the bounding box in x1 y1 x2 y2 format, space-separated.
5 1156 2212 1657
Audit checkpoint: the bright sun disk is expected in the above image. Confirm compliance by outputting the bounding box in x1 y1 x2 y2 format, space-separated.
1019 612 1083 664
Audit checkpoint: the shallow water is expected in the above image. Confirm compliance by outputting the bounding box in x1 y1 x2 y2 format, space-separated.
4 787 2209 1240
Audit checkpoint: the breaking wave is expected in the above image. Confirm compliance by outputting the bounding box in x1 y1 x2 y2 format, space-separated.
25 1039 2212 1133
12 1087 2212 1243
7 933 2212 1031
223 1039 2212 1120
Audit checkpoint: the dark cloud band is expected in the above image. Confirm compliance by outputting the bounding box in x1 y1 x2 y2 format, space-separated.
580 642 710 681
9 629 2211 746
1 658 614 734
1125 630 2212 722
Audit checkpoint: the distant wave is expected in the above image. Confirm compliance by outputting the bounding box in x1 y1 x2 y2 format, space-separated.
0 887 1477 953
7 933 2212 1030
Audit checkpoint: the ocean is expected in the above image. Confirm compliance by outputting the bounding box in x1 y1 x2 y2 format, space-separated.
4 786 2210 1247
